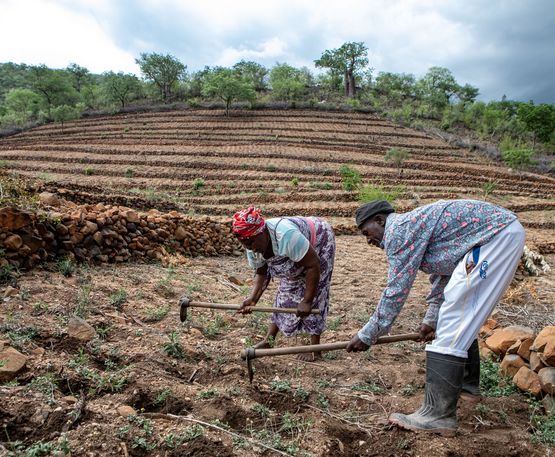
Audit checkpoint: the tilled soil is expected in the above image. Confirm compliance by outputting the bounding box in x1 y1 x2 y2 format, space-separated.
1 235 553 456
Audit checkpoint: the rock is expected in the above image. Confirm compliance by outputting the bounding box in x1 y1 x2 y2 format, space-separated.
530 351 546 372
479 318 499 338
513 366 542 396
0 208 32 231
538 367 555 395
116 405 136 417
81 220 98 235
67 317 96 342
31 347 45 357
506 340 522 355
63 396 78 405
542 340 555 366
501 354 527 377
121 210 140 223
0 346 28 381
531 326 555 352
485 325 535 355
4 234 23 250
39 192 61 207
517 337 534 362
543 395 555 415
4 286 19 298
174 225 187 240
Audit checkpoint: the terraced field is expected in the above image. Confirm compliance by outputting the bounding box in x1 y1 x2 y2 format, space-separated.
1 109 553 232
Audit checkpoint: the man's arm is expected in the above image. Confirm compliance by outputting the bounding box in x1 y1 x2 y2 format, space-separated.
355 236 430 347
422 274 450 328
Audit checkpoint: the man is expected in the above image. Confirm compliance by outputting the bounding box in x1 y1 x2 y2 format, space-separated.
346 199 525 436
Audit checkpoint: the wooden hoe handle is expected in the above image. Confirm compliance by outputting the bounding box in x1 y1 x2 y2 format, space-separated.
241 332 420 360
187 301 320 314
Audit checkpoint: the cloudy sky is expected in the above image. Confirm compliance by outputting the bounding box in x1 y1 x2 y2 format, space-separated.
1 0 554 103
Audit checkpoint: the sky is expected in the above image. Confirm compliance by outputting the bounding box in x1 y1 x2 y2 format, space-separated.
1 0 554 103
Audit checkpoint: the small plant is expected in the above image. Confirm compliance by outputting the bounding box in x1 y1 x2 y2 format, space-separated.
309 181 333 190
293 388 309 401
197 388 218 399
28 374 58 404
202 314 229 338
322 351 338 360
358 183 404 204
125 168 134 178
252 403 272 417
192 178 205 193
271 379 292 392
351 380 383 394
480 359 517 397
265 164 276 172
75 283 92 317
0 263 16 283
110 289 127 307
83 167 94 176
56 258 75 277
340 164 362 191
154 388 173 406
162 332 185 359
95 324 111 340
291 177 299 187
32 300 49 315
146 304 171 322
482 180 498 198
400 383 418 397
384 147 410 176
317 392 329 409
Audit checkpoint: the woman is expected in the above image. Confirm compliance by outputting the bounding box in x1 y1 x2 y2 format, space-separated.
232 207 335 361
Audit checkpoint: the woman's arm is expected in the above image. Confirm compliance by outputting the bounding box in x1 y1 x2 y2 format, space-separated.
238 264 268 313
296 246 321 317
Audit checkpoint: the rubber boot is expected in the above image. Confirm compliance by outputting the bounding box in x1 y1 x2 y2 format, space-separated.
460 339 481 403
389 351 465 437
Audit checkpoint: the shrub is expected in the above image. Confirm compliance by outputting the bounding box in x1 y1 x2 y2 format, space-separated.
384 147 410 176
339 165 361 191
358 183 404 203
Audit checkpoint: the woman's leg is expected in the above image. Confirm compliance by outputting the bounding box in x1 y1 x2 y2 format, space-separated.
254 322 280 349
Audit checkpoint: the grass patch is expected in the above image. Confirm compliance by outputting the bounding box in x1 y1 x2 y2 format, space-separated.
358 183 404 203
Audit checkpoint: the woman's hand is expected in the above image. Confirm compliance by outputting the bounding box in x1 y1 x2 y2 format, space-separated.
346 334 370 352
296 299 313 318
418 323 435 342
238 296 258 314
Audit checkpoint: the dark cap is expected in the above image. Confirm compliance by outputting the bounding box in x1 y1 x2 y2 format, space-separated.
355 200 395 228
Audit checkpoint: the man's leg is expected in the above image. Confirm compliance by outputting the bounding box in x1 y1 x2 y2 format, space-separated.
390 221 525 435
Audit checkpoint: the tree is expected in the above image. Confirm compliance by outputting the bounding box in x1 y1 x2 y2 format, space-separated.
29 65 77 118
51 104 81 130
233 60 268 92
315 41 369 98
517 102 555 144
135 52 186 102
269 63 308 101
102 72 141 108
4 88 41 117
201 68 256 116
66 63 90 92
417 67 460 114
374 72 417 102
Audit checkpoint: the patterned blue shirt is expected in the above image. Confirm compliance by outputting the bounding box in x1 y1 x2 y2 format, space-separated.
358 200 518 345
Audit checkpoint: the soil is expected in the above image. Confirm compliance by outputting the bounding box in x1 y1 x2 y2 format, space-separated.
0 108 554 455
0 236 553 456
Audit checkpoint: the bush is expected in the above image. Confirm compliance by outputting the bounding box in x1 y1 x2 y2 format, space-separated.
339 165 361 191
500 137 535 170
358 183 404 204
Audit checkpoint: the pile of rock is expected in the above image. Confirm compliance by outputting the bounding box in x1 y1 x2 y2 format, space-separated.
481 322 554 409
0 194 242 270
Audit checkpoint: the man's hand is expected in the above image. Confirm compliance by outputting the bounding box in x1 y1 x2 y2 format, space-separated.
238 297 257 314
418 323 435 342
346 334 370 352
296 299 313 318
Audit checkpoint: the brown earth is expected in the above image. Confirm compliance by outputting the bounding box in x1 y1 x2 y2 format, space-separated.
0 236 553 456
0 108 554 455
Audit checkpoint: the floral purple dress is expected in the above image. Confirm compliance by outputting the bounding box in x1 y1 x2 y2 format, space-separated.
248 217 336 336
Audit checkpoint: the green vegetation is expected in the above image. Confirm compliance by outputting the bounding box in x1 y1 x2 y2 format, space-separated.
1 42 552 168
339 165 362 191
162 331 185 359
479 359 518 397
109 289 127 307
358 183 404 204
384 147 410 176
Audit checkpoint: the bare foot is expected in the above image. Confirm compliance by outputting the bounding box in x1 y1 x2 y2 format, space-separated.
298 351 322 362
254 340 271 349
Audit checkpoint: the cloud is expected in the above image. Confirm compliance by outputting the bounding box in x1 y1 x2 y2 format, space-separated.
1 0 553 102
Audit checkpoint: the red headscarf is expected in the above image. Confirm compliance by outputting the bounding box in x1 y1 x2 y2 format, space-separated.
232 207 266 239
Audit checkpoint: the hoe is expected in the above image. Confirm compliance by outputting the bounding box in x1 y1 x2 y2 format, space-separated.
179 295 320 322
241 332 420 382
